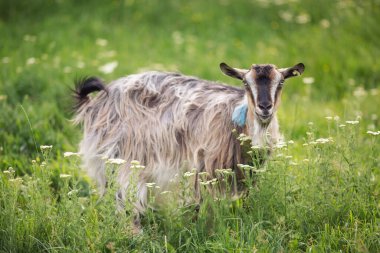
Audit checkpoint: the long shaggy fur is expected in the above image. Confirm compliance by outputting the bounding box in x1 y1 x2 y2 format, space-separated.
73 71 280 212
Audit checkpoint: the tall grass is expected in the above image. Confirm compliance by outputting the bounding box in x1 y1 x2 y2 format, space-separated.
1 115 379 252
1 0 379 252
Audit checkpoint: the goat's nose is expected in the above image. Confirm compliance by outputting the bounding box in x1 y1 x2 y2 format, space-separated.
258 102 273 111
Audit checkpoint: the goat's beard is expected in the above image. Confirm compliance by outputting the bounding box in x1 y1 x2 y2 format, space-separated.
255 113 273 127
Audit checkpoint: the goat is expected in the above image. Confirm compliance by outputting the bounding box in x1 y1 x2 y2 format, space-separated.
73 62 305 228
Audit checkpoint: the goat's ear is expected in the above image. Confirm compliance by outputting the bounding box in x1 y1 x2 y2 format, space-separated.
220 63 246 80
280 63 305 79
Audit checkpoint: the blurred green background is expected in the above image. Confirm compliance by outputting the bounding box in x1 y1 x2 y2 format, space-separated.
1 0 379 169
1 1 380 252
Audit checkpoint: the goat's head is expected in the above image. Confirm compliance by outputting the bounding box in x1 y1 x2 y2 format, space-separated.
220 62 305 124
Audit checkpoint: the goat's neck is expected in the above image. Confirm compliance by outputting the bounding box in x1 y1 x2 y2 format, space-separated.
245 103 281 148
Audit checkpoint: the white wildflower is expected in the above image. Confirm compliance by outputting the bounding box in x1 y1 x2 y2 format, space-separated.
251 145 261 150
325 116 333 120
345 120 359 125
334 116 340 121
63 66 72 73
302 77 315 84
96 38 108 46
296 13 310 24
60 174 72 179
40 145 53 150
288 140 295 144
172 31 184 45
289 161 298 166
98 61 118 74
198 172 209 176
215 169 224 174
302 143 309 146
303 159 310 163
370 88 378 96
67 189 79 196
64 152 80 157
106 158 126 165
184 171 195 177
211 180 218 186
146 182 156 188
275 142 287 149
320 19 330 28
353 86 367 97
26 57 37 65
315 137 333 144
2 57 10 64
285 155 293 159
367 130 380 136
348 79 355 86
23 34 37 42
279 11 293 22
216 168 233 175
77 61 85 68
339 124 346 128
99 50 116 58
237 164 254 171
130 160 140 166
160 191 172 195
200 181 210 186
9 178 23 184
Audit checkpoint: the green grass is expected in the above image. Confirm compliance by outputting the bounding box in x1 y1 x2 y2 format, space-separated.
1 0 379 252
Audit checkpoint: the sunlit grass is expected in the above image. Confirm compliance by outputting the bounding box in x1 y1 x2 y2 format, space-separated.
1 111 379 251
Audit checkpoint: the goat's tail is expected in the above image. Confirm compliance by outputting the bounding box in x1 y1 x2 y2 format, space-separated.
73 76 107 111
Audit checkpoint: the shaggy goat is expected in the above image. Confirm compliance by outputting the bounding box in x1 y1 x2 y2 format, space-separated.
73 62 304 225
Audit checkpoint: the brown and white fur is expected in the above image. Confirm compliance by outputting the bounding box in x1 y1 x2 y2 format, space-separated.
73 62 304 227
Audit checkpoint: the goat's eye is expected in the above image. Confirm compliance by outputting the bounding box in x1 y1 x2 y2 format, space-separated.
278 80 284 87
243 80 248 86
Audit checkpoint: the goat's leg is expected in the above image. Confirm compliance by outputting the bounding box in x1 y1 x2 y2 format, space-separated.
117 180 148 234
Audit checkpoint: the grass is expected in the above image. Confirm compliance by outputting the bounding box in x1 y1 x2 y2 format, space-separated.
0 0 379 252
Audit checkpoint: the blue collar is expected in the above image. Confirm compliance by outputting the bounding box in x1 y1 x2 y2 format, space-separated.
232 103 248 127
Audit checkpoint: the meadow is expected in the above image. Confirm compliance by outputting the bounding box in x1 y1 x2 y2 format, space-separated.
0 0 379 252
